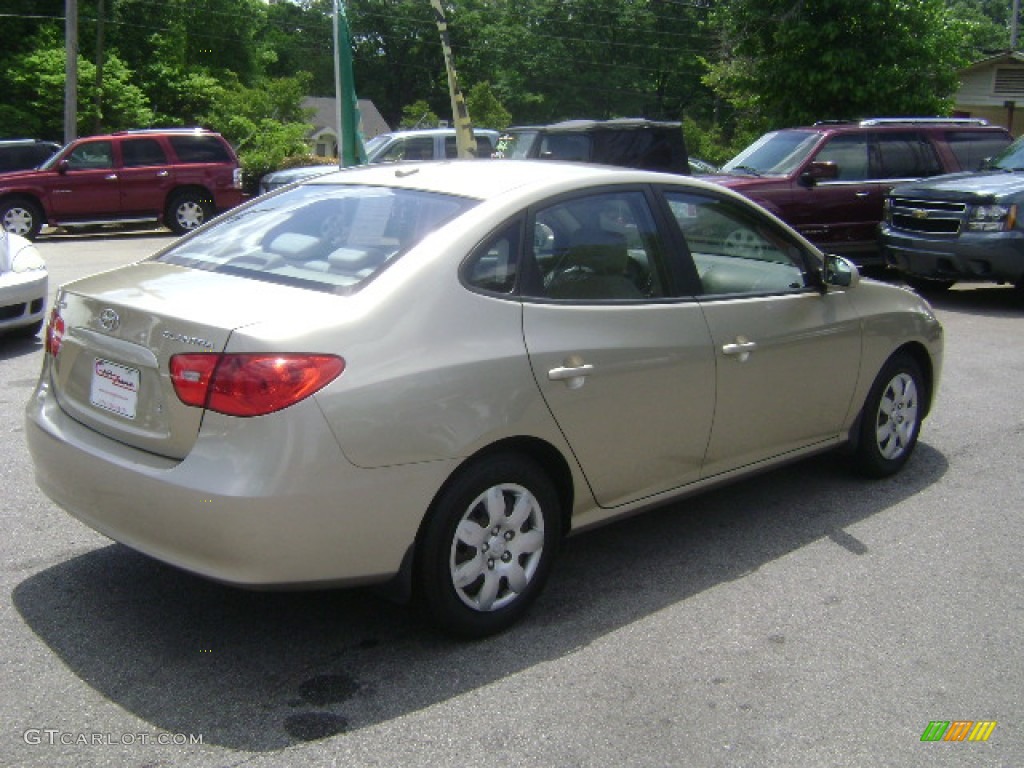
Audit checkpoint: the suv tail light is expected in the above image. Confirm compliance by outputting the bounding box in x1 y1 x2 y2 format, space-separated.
232 168 243 189
170 353 344 416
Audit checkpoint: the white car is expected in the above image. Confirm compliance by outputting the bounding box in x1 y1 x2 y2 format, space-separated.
0 230 47 337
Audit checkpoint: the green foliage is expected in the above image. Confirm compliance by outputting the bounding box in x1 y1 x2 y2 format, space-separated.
706 0 972 135
399 101 441 130
467 82 512 131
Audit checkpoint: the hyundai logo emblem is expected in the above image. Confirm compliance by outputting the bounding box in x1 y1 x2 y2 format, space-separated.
99 308 120 331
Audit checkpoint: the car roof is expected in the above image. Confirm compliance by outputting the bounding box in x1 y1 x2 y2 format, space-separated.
301 158 709 201
504 118 683 133
375 128 499 138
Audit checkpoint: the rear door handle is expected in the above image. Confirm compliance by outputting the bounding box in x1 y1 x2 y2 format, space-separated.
548 363 593 389
722 338 757 362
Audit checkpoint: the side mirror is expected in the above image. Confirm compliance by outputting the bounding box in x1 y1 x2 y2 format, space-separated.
57 159 70 175
799 161 839 187
823 253 859 288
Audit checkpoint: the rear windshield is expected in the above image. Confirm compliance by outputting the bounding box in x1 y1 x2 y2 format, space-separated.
156 184 477 294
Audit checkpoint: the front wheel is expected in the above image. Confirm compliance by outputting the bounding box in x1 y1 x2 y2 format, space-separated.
854 353 925 477
0 197 44 239
416 454 561 637
166 191 213 235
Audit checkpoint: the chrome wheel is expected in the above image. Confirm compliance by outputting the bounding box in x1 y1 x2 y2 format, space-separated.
167 192 212 235
450 483 546 612
874 372 919 460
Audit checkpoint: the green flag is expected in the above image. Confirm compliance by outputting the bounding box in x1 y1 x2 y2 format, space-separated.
333 1 366 167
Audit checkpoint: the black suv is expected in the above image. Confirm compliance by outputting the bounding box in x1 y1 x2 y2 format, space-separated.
494 118 690 174
0 139 60 173
881 133 1024 291
713 118 1013 265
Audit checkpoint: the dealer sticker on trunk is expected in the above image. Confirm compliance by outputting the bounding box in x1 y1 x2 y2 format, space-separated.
90 358 140 420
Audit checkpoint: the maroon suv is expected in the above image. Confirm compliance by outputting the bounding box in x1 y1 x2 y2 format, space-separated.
709 118 1012 265
0 128 244 239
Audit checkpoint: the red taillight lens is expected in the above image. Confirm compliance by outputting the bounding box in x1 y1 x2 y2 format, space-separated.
45 307 65 357
170 353 345 417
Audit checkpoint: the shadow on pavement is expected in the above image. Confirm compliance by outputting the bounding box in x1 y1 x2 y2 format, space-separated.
13 444 948 751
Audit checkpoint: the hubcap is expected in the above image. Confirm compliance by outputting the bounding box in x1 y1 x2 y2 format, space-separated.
3 208 33 236
449 483 545 612
875 372 919 460
176 201 204 230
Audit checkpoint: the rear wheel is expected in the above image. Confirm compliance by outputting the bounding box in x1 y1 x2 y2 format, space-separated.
854 353 924 477
416 454 560 637
0 197 44 239
166 191 213 235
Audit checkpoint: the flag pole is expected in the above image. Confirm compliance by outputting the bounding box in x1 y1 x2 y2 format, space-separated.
333 0 366 167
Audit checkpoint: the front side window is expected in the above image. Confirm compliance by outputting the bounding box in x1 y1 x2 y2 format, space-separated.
526 190 667 301
378 137 433 162
157 184 477 294
664 191 809 296
538 133 592 162
65 141 113 170
813 135 870 180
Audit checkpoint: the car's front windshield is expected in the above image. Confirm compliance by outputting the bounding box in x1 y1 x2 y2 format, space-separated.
988 135 1024 170
156 183 477 294
721 130 822 176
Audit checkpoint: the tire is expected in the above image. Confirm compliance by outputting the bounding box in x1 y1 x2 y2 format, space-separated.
854 353 925 478
416 454 561 637
905 276 955 294
166 191 213 235
0 197 44 240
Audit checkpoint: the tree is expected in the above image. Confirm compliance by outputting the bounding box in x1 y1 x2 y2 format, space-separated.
706 0 973 133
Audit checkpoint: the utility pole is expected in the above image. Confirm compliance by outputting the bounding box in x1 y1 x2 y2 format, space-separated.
94 0 105 134
1013 0 1021 50
65 0 78 143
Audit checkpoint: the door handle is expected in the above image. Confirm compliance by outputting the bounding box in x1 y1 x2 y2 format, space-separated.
156 170 169 177
855 191 870 198
104 174 118 181
722 338 757 362
548 363 593 389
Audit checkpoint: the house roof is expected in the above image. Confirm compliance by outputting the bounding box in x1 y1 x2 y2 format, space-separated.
301 97 390 139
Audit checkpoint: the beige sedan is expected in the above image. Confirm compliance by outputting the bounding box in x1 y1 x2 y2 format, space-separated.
25 160 943 637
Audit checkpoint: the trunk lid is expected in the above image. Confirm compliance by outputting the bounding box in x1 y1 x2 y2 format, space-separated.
48 262 316 459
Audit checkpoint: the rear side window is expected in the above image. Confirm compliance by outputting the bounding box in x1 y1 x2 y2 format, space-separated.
157 184 477 294
445 135 496 158
945 131 1013 171
874 132 942 178
122 138 168 167
168 135 232 163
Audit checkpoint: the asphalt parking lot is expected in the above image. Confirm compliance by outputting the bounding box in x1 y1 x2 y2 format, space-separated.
1 231 1021 767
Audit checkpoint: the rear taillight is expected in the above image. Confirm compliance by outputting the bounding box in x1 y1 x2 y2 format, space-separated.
170 353 345 417
45 306 64 357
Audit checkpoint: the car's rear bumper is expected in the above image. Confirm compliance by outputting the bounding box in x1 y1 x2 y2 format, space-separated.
25 379 452 588
881 226 1024 284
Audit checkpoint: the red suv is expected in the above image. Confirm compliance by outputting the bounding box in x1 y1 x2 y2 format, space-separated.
0 128 243 239
710 118 1012 265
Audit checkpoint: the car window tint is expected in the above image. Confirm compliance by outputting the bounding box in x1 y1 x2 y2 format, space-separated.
538 133 592 162
945 131 1012 171
528 191 667 301
122 138 168 167
463 221 521 294
664 191 808 296
813 135 869 180
167 135 232 163
875 132 942 178
157 184 477 294
66 141 113 170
